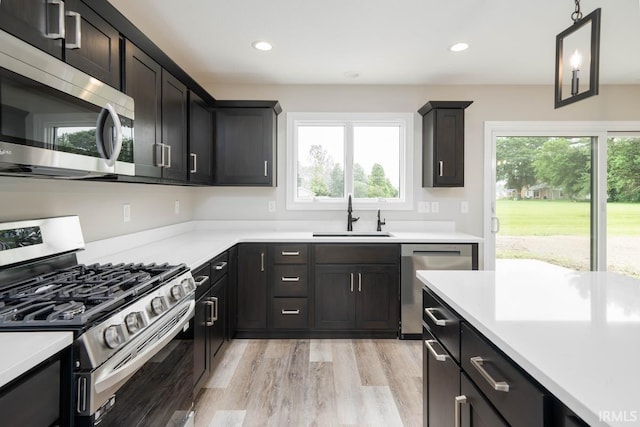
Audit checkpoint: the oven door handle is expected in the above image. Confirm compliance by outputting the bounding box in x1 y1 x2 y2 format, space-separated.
93 299 194 394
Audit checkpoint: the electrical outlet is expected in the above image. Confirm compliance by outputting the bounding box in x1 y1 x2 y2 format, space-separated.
174 200 180 215
418 202 430 213
461 201 469 214
123 204 131 223
431 201 440 213
268 201 276 212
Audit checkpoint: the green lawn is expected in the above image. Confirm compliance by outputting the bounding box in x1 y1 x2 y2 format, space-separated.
496 199 640 236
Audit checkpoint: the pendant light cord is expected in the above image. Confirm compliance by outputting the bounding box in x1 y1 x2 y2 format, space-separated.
571 0 583 23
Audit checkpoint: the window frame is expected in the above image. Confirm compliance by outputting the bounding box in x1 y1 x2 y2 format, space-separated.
286 112 414 211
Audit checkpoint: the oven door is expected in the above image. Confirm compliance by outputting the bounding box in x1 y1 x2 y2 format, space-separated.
75 298 195 427
0 30 134 177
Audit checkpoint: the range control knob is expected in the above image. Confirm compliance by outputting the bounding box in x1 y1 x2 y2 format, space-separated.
125 312 143 334
150 297 166 315
104 325 123 349
170 284 184 301
181 277 196 293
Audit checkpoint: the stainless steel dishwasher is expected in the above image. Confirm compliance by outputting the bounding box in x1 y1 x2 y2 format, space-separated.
400 244 476 338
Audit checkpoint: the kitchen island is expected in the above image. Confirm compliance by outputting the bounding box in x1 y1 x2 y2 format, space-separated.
418 265 640 427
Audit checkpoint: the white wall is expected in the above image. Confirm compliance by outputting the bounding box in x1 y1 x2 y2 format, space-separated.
193 83 640 238
2 84 639 242
0 177 194 242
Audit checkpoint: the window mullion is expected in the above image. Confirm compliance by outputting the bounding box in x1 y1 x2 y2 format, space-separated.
345 122 354 198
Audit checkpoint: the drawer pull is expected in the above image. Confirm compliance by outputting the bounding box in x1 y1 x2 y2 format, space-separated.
194 276 210 287
281 309 300 315
454 395 467 427
214 261 227 271
470 356 510 392
424 339 448 362
424 307 448 326
281 276 300 282
281 251 300 256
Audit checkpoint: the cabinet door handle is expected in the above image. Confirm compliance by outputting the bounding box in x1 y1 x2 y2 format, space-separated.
470 356 510 392
281 277 300 282
281 309 300 315
350 273 354 292
454 395 467 427
358 273 362 292
190 153 197 173
194 275 210 287
210 296 218 322
439 160 444 177
424 307 448 326
264 160 268 177
46 0 66 40
204 300 215 326
214 262 227 271
65 11 82 49
166 144 172 168
424 339 448 362
260 252 265 272
281 251 300 256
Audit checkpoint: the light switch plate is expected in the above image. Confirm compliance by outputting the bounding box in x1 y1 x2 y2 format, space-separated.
431 201 440 213
123 204 131 223
268 201 276 212
418 202 430 213
461 201 469 214
174 200 180 215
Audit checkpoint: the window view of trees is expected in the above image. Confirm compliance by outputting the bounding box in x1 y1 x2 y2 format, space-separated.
54 127 134 162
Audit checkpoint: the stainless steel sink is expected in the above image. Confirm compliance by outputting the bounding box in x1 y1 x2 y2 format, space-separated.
312 231 393 237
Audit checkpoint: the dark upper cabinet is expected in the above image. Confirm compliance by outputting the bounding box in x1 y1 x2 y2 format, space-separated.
0 0 64 59
124 40 187 182
188 92 213 184
64 0 120 88
124 39 162 179
214 100 281 186
161 69 188 182
236 244 268 330
419 101 472 187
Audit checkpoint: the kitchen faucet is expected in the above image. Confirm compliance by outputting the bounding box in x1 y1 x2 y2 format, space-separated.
377 209 386 232
347 195 359 231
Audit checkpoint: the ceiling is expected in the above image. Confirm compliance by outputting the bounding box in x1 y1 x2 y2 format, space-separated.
106 0 640 86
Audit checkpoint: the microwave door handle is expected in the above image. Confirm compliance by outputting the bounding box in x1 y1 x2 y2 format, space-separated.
96 103 123 167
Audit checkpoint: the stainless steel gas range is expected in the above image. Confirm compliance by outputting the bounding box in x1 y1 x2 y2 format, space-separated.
0 216 196 426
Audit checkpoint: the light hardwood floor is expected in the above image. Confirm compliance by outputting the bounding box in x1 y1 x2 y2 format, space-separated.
194 339 423 427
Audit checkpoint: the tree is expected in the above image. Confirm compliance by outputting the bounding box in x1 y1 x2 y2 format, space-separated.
328 163 344 197
607 137 640 202
367 163 398 198
496 137 546 197
353 163 368 198
533 138 590 200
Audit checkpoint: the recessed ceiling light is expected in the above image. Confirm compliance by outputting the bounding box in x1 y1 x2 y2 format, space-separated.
252 41 273 51
449 42 469 52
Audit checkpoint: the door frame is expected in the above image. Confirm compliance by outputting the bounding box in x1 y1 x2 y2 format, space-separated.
483 121 640 270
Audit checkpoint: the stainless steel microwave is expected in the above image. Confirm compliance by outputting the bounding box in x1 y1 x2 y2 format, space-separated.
0 29 134 177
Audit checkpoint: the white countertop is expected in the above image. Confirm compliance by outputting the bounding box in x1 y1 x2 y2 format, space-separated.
0 331 73 388
417 264 640 427
78 221 482 269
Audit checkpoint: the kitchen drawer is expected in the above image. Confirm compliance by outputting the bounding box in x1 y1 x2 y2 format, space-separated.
272 244 308 264
461 323 546 427
460 372 509 427
211 252 229 283
315 244 399 264
423 288 461 362
273 265 308 297
272 298 308 329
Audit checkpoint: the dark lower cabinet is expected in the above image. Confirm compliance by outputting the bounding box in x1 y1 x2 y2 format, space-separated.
0 0 64 59
423 329 460 427
194 255 228 395
236 244 268 330
64 0 120 88
460 373 508 427
315 265 398 331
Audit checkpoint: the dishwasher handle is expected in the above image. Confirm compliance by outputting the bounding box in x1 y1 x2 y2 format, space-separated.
412 250 462 256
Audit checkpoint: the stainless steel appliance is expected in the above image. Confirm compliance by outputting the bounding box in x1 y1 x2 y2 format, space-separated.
400 244 476 338
0 29 135 177
0 216 195 426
